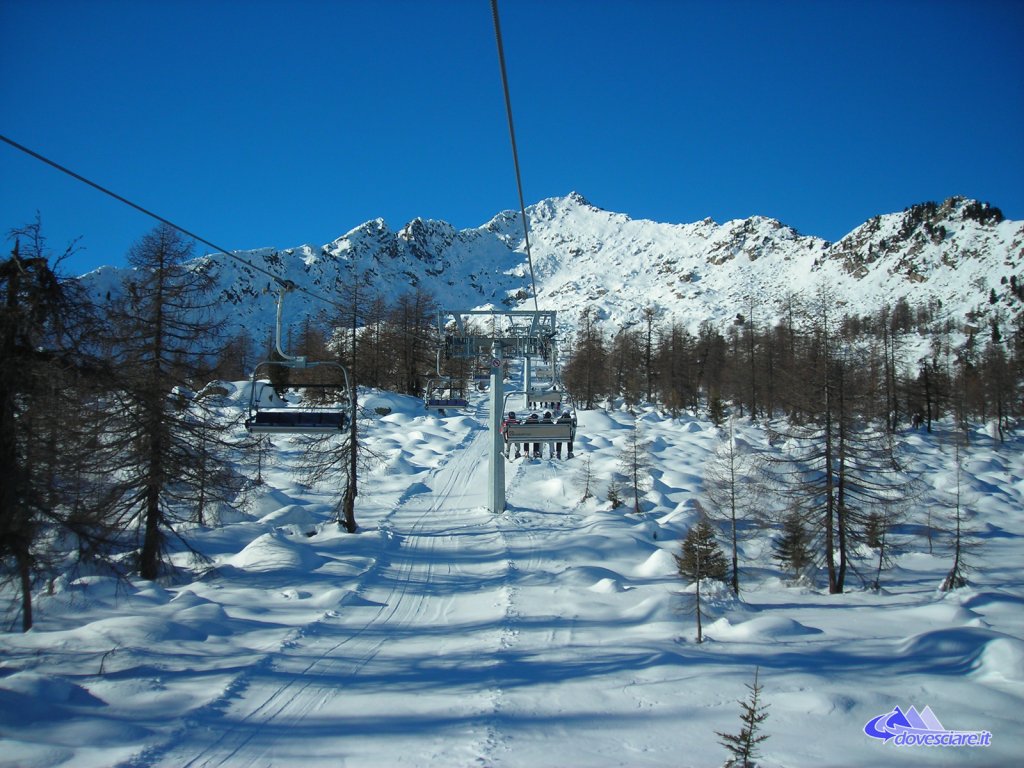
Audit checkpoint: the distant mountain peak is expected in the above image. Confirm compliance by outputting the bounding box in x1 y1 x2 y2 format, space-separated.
82 193 1022 341
564 190 597 209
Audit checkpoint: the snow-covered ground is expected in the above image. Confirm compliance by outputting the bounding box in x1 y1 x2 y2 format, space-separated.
1 383 1022 767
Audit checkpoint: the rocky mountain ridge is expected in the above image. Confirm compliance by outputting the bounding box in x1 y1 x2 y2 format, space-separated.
82 192 1023 341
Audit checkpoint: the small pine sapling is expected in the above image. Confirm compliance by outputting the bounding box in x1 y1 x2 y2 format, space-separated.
576 453 595 502
675 516 728 643
865 499 907 591
616 420 651 515
676 517 729 583
708 393 725 426
702 418 762 597
607 479 624 510
772 508 813 582
716 666 770 768
940 438 979 592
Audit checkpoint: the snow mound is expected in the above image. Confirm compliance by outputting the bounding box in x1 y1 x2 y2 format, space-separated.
168 591 233 634
961 591 1024 619
900 626 1023 677
538 477 571 499
633 548 677 578
589 577 627 593
658 470 702 492
84 615 208 644
379 411 415 426
362 390 419 416
622 592 675 621
901 625 996 657
229 531 326 573
260 504 318 528
706 615 823 642
250 488 304 518
61 575 122 601
557 565 629 587
0 672 105 710
656 505 695 527
974 637 1024 683
576 411 620 432
898 600 981 625
132 583 173 605
0 673 107 733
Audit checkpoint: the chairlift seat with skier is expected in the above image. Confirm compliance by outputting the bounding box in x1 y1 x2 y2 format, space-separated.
499 390 577 446
524 386 566 413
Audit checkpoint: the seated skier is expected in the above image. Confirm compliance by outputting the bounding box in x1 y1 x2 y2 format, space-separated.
541 411 554 457
525 412 540 458
556 409 574 459
503 411 520 458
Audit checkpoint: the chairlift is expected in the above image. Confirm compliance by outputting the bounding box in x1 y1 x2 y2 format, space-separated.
424 377 470 412
499 389 578 459
424 349 471 412
244 283 354 435
531 361 555 381
421 385 468 415
523 385 568 413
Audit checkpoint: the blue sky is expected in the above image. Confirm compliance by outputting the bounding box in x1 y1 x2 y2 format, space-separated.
2 0 1022 276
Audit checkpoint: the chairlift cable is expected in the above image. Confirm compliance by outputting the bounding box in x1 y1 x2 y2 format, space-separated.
0 133 346 311
490 0 540 314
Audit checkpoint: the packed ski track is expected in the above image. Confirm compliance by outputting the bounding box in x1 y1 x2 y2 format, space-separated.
128 407 497 767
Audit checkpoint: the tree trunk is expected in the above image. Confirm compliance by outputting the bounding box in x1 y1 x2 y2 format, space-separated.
835 420 848 593
340 310 359 534
17 547 33 632
140 419 164 580
835 368 848 593
140 483 162 580
730 478 739 597
824 387 839 594
695 568 703 644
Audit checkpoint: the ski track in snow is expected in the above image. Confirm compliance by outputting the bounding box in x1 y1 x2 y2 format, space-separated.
133 402 523 768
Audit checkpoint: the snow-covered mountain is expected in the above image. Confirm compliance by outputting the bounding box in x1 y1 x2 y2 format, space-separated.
82 192 1023 338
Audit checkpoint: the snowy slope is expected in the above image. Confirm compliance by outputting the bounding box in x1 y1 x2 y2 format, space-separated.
1 385 1021 767
78 193 1023 340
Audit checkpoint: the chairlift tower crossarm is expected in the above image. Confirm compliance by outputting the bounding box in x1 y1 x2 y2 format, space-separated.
438 308 557 362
